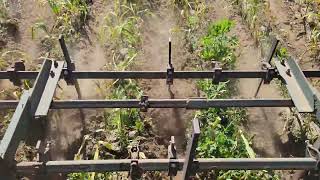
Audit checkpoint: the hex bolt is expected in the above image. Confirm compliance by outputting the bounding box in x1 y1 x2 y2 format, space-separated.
286 69 291 76
54 61 58 68
50 70 55 78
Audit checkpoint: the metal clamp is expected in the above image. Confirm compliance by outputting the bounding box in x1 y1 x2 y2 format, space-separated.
7 60 25 86
166 65 174 85
129 146 143 180
168 136 178 177
139 95 149 112
212 61 222 84
264 67 276 84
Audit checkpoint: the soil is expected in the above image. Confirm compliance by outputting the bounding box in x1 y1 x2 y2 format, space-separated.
267 0 316 69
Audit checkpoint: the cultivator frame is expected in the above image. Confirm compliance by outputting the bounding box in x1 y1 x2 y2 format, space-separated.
1 37 320 179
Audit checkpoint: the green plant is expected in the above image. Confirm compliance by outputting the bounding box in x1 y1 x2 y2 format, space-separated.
47 0 89 38
199 19 238 68
0 0 8 20
194 19 279 179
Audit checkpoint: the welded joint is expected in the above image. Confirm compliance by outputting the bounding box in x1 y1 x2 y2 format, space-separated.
168 136 178 177
166 65 174 85
212 61 222 84
139 95 149 112
7 60 25 86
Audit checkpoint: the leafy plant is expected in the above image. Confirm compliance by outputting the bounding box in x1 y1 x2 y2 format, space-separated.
194 19 279 179
0 0 8 20
199 19 238 68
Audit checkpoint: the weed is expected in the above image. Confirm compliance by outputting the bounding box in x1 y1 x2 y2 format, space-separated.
48 0 89 35
194 19 279 179
0 0 8 20
199 19 238 68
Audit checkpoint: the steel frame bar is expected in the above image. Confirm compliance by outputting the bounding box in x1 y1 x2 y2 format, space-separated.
182 118 200 179
0 70 320 80
34 60 64 117
15 158 318 174
0 99 295 109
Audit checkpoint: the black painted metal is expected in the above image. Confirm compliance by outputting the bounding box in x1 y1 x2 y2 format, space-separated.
182 118 200 179
0 99 295 109
16 158 318 174
0 70 320 80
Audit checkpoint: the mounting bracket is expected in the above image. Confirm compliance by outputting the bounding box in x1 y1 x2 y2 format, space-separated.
59 35 75 85
7 60 25 86
129 146 143 180
212 61 222 84
182 118 200 179
275 57 314 112
139 95 149 112
168 136 178 178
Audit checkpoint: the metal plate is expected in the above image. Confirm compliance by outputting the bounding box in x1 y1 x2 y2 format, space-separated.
275 58 314 112
35 61 64 117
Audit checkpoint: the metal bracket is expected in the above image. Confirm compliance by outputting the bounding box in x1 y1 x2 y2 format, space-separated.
168 136 178 177
59 35 75 85
182 118 200 179
139 95 149 112
275 57 314 112
263 66 276 84
129 146 143 180
254 37 279 96
167 38 174 85
212 61 222 84
7 60 25 86
167 65 174 85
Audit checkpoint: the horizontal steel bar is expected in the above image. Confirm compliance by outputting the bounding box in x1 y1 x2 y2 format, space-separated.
0 92 31 161
0 99 295 109
16 158 318 174
0 70 319 80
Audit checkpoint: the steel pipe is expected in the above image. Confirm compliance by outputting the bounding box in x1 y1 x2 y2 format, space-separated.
0 70 320 80
16 158 318 174
0 99 295 109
